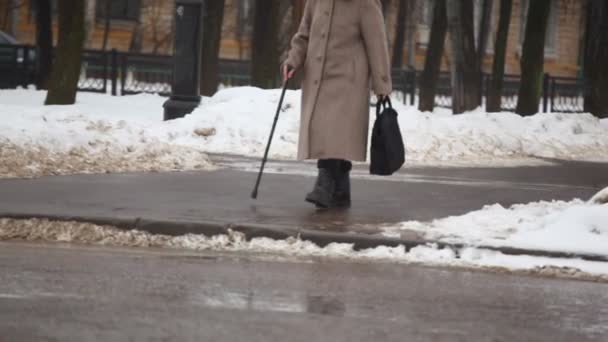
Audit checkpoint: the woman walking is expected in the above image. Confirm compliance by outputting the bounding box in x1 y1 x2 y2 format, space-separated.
283 0 392 209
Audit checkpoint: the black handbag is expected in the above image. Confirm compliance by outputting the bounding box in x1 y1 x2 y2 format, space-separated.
370 97 405 175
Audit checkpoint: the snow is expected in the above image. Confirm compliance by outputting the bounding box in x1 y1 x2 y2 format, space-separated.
1 217 607 280
0 89 214 177
590 187 608 204
383 187 608 256
2 87 608 177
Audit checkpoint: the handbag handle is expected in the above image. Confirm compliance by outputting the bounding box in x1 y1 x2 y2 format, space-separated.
375 96 393 117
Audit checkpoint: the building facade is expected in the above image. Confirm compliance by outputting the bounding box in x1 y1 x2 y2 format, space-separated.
383 0 585 77
1 0 585 78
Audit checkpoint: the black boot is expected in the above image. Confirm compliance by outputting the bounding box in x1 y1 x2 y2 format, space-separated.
305 165 336 208
333 160 352 208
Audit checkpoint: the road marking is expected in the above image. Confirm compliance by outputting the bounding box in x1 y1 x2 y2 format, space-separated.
0 291 85 300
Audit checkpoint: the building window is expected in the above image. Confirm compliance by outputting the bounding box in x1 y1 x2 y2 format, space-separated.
520 0 558 55
96 0 141 21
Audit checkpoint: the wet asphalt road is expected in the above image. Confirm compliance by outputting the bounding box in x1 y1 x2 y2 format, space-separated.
1 241 607 342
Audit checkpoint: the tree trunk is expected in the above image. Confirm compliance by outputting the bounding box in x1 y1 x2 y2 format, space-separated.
292 0 305 26
129 21 144 52
251 0 281 88
278 0 294 60
392 0 407 68
447 0 480 114
129 0 143 52
45 0 85 105
381 0 391 14
200 0 225 96
34 0 53 90
515 0 551 116
477 0 493 64
418 0 447 112
288 0 306 89
583 0 608 118
1 0 10 32
405 0 417 67
487 0 512 112
101 0 111 51
84 0 97 48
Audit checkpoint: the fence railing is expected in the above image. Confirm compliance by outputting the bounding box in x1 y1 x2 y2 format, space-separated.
0 44 585 113
0 44 251 97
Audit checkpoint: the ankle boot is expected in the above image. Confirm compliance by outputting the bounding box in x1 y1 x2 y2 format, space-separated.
305 167 336 208
333 161 351 208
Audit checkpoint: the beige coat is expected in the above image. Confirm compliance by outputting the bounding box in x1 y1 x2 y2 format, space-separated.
286 0 392 162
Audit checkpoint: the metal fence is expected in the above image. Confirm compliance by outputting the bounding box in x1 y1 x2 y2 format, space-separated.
0 44 585 113
0 45 250 97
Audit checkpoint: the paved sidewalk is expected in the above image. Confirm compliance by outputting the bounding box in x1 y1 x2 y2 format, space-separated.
1 157 607 255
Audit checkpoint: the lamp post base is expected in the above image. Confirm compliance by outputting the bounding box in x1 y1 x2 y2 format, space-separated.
163 96 201 121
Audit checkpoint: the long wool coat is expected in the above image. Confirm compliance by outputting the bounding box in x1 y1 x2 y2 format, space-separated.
285 0 392 162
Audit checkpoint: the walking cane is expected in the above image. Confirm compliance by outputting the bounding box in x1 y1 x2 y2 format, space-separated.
251 79 290 199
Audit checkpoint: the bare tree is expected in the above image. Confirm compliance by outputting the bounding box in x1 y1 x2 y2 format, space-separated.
33 0 53 90
45 0 86 105
236 0 254 60
129 19 144 52
477 0 493 65
200 0 225 96
101 0 112 51
583 0 608 118
418 0 447 112
144 0 174 54
0 1 10 32
515 0 551 116
487 0 512 112
447 0 480 114
392 0 407 68
251 0 281 88
405 0 417 67
84 0 97 48
1 0 24 34
381 0 391 13
278 0 294 60
292 0 305 29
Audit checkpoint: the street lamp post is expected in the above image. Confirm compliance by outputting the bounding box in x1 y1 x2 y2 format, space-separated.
163 0 205 121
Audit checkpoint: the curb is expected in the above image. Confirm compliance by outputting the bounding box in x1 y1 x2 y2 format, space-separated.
2 213 608 263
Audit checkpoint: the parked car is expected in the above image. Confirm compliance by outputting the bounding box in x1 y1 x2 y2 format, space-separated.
0 30 36 88
0 30 18 44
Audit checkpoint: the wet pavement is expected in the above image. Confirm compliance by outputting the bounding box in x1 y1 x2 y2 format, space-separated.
0 156 606 235
1 241 607 341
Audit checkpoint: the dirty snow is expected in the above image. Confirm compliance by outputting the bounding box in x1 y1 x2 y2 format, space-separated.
382 187 608 256
590 187 608 204
0 89 215 178
2 87 608 177
1 218 608 281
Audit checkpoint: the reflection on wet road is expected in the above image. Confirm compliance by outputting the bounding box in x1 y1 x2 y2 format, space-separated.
1 242 607 341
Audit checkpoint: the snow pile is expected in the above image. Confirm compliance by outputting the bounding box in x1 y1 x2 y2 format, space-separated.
590 187 608 204
179 87 608 163
1 217 607 280
0 90 214 178
383 187 608 256
2 87 607 177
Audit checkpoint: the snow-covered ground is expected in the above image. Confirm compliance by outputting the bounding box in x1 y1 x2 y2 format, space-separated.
0 89 215 178
2 87 608 177
383 188 608 257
